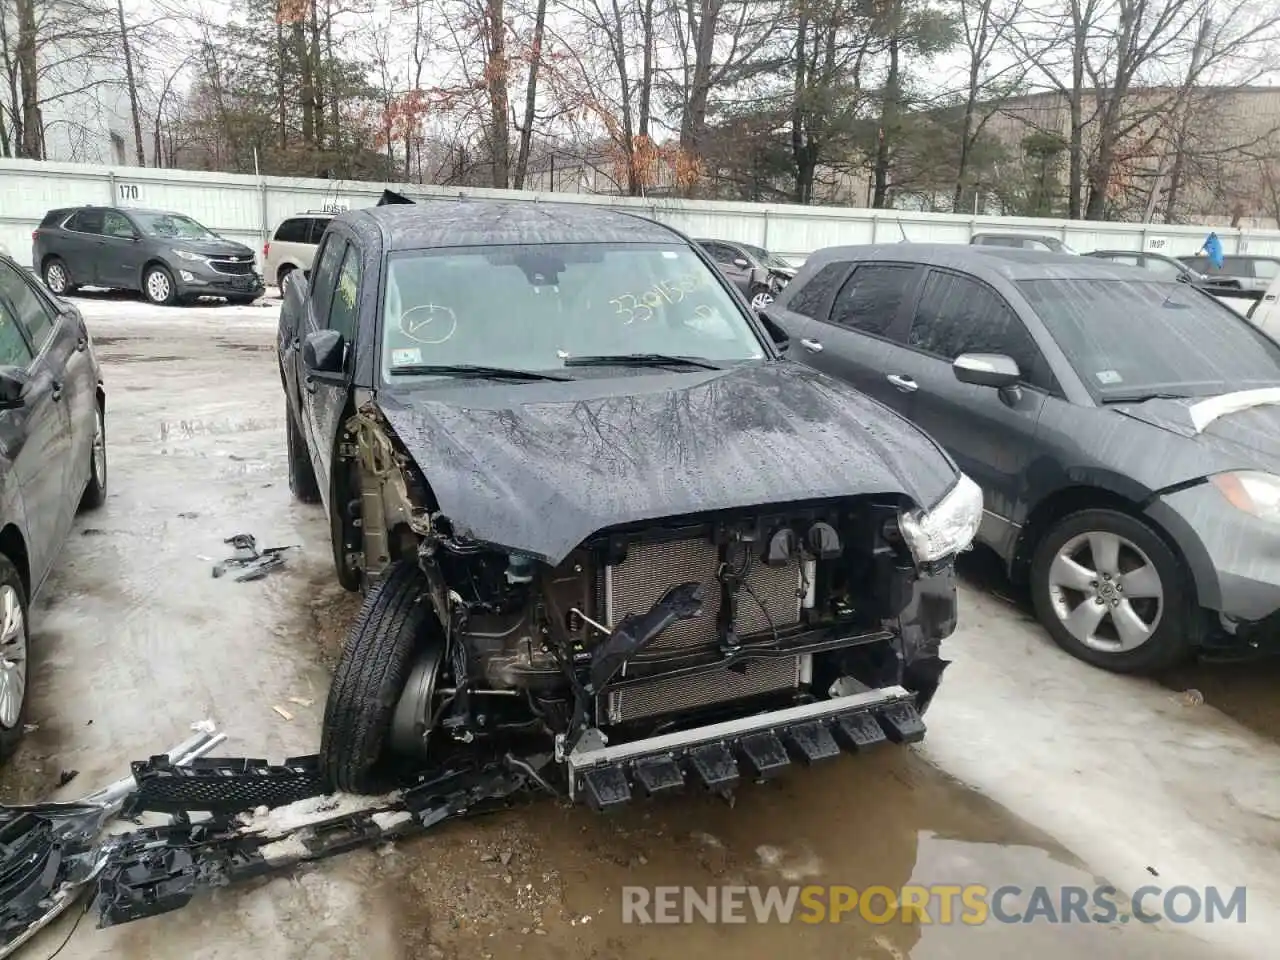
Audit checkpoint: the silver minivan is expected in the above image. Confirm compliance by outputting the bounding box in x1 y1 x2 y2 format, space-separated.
263 212 332 289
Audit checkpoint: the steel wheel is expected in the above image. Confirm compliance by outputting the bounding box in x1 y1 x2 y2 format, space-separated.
1046 530 1164 653
44 261 68 295
0 585 27 730
750 289 775 311
145 268 173 304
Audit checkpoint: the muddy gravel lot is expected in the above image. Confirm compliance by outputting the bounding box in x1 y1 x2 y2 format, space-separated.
2 293 1279 960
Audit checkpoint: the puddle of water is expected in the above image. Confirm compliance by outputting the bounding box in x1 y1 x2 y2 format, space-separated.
375 750 1216 960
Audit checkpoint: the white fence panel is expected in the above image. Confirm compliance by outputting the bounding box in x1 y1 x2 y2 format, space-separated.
3 157 1279 273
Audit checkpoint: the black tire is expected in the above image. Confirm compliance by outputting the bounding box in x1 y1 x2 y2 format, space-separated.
286 404 321 504
43 257 75 296
79 402 107 511
277 264 295 290
0 554 31 764
142 264 178 305
1030 508 1194 674
321 561 435 793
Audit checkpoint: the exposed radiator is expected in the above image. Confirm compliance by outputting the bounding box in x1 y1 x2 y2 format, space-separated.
597 538 803 653
601 656 808 724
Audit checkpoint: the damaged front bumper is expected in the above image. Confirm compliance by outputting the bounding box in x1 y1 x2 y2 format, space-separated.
565 683 925 811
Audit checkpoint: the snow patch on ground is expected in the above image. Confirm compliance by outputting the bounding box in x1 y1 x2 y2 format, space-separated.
238 791 404 838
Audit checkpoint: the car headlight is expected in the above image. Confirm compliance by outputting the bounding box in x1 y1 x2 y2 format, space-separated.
175 250 206 263
1210 471 1280 521
899 473 983 564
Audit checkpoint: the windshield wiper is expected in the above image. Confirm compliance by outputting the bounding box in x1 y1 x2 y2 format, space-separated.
1100 391 1190 404
563 353 721 370
388 363 573 381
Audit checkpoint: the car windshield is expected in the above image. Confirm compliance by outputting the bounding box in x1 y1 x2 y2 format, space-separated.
1018 277 1280 399
740 243 792 271
132 212 218 241
380 241 766 381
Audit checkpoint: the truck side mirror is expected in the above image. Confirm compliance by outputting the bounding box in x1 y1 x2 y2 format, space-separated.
304 329 345 373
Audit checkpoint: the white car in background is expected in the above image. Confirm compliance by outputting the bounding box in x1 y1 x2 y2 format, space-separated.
1247 273 1280 335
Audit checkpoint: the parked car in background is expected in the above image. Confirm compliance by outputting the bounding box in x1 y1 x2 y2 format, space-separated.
263 212 333 290
694 238 797 310
0 251 107 763
1083 249 1243 295
32 206 264 307
1246 272 1280 334
766 243 1280 675
280 199 976 802
971 233 1076 254
1177 253 1280 300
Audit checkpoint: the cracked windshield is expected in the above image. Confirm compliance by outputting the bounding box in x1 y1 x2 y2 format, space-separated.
380 242 765 379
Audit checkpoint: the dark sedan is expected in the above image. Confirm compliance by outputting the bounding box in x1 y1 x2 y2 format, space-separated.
0 252 107 762
766 243 1280 674
32 206 264 306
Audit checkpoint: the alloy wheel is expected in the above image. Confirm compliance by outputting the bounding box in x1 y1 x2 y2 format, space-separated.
147 270 171 303
45 263 67 294
92 408 106 485
1046 530 1164 653
0 585 27 730
750 290 775 310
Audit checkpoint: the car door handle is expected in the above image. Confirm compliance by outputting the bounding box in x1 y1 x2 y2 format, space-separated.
304 375 316 394
800 338 824 353
76 336 87 352
887 374 918 393
51 380 63 401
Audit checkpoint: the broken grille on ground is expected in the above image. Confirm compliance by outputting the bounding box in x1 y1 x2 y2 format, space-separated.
0 695 924 954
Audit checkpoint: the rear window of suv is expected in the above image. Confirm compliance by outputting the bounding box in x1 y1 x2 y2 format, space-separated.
274 217 331 244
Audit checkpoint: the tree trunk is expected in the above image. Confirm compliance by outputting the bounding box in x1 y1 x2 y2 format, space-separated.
638 0 654 138
873 34 900 208
115 0 145 165
790 10 812 204
486 0 510 188
15 0 40 159
513 0 547 189
607 0 637 194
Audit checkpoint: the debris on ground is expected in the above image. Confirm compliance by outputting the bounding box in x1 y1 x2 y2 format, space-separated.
0 723 225 959
58 769 79 787
272 705 295 721
211 533 297 582
1172 688 1205 707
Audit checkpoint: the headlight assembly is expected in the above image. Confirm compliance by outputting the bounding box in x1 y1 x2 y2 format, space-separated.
1210 470 1280 521
175 250 206 263
899 473 983 564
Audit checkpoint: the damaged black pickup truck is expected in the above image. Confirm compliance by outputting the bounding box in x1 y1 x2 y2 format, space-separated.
277 198 982 809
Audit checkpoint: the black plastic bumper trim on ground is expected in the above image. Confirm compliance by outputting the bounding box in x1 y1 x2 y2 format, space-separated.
122 755 328 817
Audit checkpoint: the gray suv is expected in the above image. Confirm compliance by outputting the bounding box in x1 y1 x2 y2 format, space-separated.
32 206 265 306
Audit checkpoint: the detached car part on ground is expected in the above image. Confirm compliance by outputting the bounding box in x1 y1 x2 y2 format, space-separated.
279 199 982 807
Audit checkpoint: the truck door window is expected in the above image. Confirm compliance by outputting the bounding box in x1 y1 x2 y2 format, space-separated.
309 236 345 320
327 245 361 343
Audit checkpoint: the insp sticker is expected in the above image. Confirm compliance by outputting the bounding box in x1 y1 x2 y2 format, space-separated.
391 347 422 366
1095 369 1123 384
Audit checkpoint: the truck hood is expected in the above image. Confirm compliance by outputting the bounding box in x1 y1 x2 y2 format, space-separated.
377 362 959 565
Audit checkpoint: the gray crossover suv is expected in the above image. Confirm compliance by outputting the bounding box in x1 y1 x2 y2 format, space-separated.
32 206 265 306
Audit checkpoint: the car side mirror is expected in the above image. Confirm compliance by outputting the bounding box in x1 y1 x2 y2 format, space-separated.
758 313 790 351
304 329 345 374
0 366 29 409
733 258 750 269
953 352 1020 389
